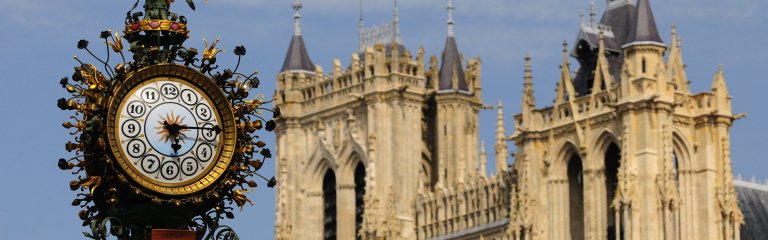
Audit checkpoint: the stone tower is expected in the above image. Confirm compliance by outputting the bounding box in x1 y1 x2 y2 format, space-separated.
508 0 743 239
274 1 484 239
432 0 484 188
275 0 748 240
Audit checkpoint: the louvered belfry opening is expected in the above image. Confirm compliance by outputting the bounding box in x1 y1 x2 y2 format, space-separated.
323 170 337 240
354 163 366 240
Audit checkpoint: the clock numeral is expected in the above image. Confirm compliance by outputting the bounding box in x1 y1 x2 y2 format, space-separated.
121 119 141 138
195 104 213 121
196 143 213 162
161 83 179 99
126 139 147 158
141 154 161 173
141 88 160 104
181 89 198 106
126 101 146 118
161 161 180 180
200 123 217 142
181 157 199 176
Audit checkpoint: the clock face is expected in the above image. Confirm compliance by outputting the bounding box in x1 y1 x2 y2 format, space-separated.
106 65 236 196
116 78 221 185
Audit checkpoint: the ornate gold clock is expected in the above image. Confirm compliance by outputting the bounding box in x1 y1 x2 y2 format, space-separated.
56 1 277 238
107 65 236 196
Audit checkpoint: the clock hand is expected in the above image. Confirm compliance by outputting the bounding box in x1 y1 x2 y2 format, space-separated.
163 121 183 155
171 137 182 156
177 125 222 135
164 121 221 135
179 135 200 142
163 121 181 135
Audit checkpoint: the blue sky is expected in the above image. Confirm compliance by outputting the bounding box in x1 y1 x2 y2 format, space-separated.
0 0 766 239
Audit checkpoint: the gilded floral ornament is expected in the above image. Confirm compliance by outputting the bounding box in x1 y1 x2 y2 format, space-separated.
108 32 124 53
233 189 254 208
203 38 223 60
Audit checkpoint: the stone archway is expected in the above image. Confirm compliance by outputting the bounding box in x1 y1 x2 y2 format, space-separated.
323 170 337 240
604 143 622 240
354 162 366 240
550 141 585 240
568 153 585 240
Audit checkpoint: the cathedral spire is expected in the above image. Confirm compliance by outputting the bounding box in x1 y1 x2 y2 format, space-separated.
624 0 664 48
438 0 467 91
495 100 509 174
281 0 315 73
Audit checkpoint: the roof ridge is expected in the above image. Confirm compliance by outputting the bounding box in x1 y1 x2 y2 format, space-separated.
735 180 768 192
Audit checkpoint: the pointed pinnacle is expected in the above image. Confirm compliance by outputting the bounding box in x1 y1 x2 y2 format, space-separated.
671 24 677 35
524 54 533 80
561 41 569 66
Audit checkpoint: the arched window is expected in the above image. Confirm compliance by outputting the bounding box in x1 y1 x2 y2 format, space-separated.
642 58 647 73
604 143 623 240
323 170 337 240
568 153 585 240
354 163 366 240
672 152 680 188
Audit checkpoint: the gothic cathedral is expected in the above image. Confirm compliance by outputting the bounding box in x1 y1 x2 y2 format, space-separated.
273 0 754 239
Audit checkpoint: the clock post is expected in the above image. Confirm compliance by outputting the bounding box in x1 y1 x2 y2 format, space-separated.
56 1 278 239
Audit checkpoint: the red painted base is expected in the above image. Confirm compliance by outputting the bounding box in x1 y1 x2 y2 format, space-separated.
149 229 196 240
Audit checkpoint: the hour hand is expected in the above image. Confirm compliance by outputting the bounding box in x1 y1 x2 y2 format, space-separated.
171 137 182 155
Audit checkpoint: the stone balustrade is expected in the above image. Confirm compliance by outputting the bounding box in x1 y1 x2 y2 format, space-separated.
415 175 512 239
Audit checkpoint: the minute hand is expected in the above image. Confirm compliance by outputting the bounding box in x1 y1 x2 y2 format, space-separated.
178 125 222 134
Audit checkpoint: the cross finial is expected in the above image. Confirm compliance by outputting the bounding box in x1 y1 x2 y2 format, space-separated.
590 1 596 27
447 0 455 37
393 0 401 42
292 0 303 36
671 23 677 36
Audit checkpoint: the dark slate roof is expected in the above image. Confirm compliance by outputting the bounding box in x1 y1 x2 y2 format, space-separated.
574 2 636 52
438 37 468 91
280 35 315 73
571 0 665 96
600 3 637 48
625 0 663 46
735 180 768 240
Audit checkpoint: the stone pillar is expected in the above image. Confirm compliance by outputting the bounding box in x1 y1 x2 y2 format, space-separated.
338 184 357 239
